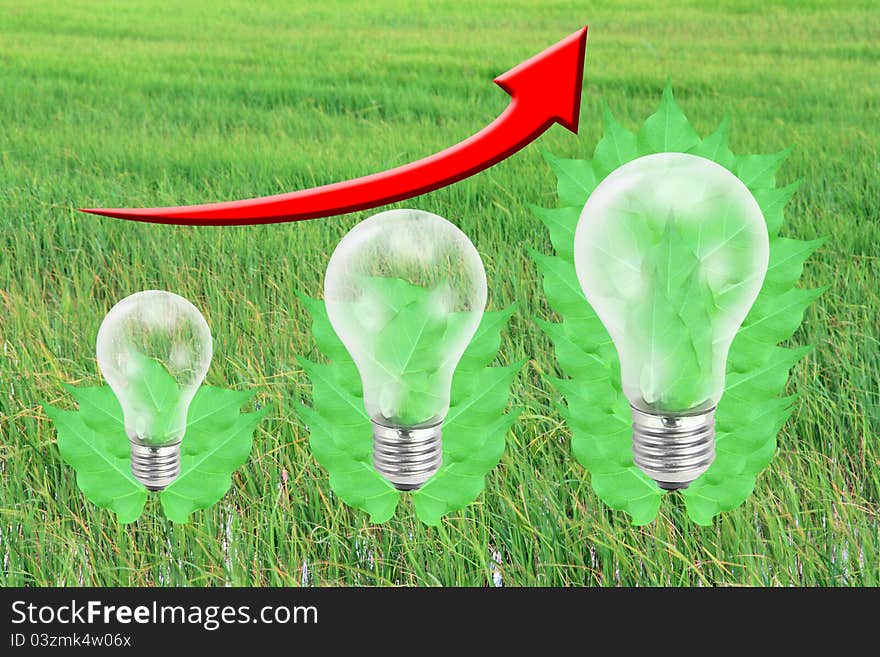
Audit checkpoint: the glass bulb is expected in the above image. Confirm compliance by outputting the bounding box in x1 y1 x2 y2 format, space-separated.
324 209 487 490
574 153 769 489
96 290 213 490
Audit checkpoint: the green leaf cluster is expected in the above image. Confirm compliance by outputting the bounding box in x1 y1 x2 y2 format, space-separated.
533 83 823 525
345 277 476 425
46 363 266 523
298 286 520 525
628 219 716 410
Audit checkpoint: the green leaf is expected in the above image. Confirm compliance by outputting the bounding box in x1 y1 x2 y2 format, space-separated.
184 386 254 429
763 237 824 293
725 331 778 372
370 286 461 425
590 468 663 526
739 287 826 344
297 357 367 432
48 384 265 524
412 411 519 525
128 352 178 411
680 475 757 525
296 294 361 394
159 388 268 523
532 83 823 525
636 82 700 154
719 403 793 468
350 276 428 330
375 291 450 375
631 224 715 410
724 346 811 402
752 181 801 236
541 150 597 207
736 148 792 190
593 103 639 179
568 415 631 472
563 316 615 360
124 351 183 444
688 116 736 171
446 361 523 429
529 205 580 261
299 405 399 523
717 394 796 433
46 404 147 524
445 411 518 470
529 249 589 318
456 305 517 374
553 375 625 420
534 318 611 382
296 291 353 365
64 384 123 436
298 287 518 525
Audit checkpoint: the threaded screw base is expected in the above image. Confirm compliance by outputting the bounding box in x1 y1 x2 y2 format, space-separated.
130 440 181 491
631 406 716 490
372 420 442 491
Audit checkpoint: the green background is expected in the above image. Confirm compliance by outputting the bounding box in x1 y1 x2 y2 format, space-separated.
1 1 877 585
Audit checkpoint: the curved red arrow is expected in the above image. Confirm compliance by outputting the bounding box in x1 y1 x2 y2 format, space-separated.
81 26 588 226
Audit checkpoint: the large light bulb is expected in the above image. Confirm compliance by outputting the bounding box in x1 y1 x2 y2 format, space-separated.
574 153 769 489
324 209 487 490
97 290 213 490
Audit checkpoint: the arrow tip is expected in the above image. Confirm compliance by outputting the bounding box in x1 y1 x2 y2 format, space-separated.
78 206 177 223
494 26 588 133
79 207 133 219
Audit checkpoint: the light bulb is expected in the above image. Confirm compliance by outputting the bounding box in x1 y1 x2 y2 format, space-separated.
96 290 213 490
324 209 487 490
574 153 769 489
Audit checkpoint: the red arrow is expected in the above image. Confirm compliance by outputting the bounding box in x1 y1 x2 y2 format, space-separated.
81 26 588 226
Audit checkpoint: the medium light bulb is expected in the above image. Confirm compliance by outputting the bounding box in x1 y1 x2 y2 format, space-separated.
96 290 213 490
574 153 769 489
324 209 487 490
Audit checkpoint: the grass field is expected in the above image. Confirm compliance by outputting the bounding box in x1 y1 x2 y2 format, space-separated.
1 0 878 586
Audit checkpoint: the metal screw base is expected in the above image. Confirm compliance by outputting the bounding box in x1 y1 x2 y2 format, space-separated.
129 441 181 491
631 406 716 490
372 420 442 491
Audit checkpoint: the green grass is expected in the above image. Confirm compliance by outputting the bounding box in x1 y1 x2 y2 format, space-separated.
1 0 878 586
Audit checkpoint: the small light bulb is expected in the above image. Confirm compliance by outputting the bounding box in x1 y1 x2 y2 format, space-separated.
324 209 487 490
574 153 769 489
97 290 213 490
